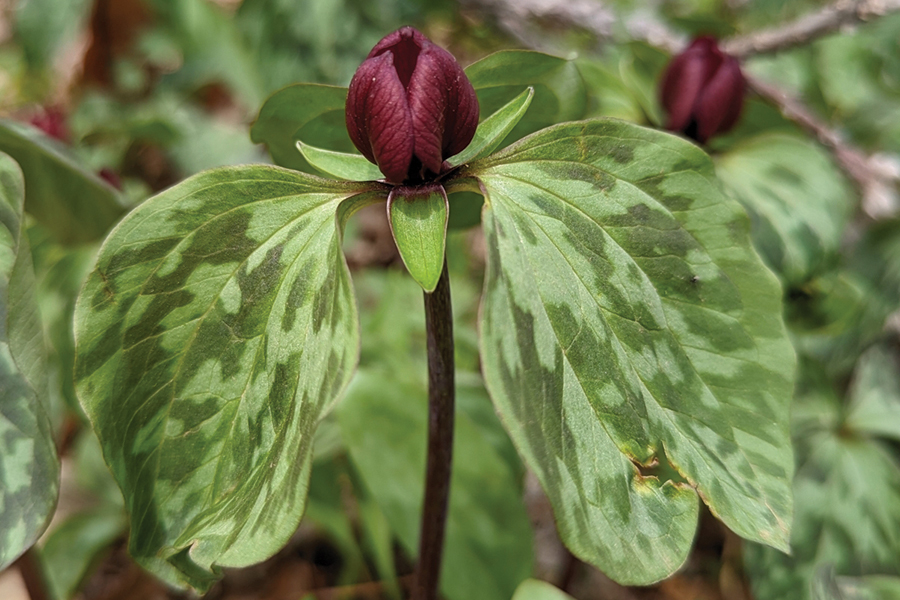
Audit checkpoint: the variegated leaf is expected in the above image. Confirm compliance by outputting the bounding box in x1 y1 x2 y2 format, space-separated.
465 119 794 584
0 151 59 569
74 165 381 589
715 134 854 285
747 348 900 600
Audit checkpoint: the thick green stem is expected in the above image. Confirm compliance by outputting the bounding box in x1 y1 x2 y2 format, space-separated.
413 259 455 600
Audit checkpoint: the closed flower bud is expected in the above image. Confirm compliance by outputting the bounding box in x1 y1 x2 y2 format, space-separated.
660 36 745 143
345 27 479 184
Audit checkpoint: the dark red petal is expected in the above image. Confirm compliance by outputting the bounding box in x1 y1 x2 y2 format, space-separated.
407 45 449 175
346 57 380 164
694 54 745 142
660 40 722 133
440 52 479 158
368 26 428 60
371 27 426 88
346 52 415 183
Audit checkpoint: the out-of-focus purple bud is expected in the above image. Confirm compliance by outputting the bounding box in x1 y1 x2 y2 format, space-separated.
660 36 746 143
30 106 69 143
346 27 479 184
98 167 122 190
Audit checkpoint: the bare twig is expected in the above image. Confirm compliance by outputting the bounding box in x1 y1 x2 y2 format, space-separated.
745 74 900 216
723 0 900 58
459 0 684 53
462 0 900 216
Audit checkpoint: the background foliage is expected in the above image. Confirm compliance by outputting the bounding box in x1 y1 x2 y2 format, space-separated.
0 0 899 599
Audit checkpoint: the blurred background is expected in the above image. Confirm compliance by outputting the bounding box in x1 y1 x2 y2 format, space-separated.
1 0 900 599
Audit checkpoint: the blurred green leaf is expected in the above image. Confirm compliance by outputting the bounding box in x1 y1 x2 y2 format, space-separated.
0 151 60 570
450 87 534 166
250 84 352 172
337 369 534 600
716 134 854 285
576 57 646 122
465 50 588 145
305 459 366 586
14 0 92 69
615 42 669 126
40 508 126 600
358 494 402 600
747 349 900 600
0 120 127 244
471 119 794 583
151 0 264 107
512 579 575 600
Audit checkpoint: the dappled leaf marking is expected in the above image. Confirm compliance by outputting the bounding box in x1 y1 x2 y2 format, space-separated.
75 166 375 588
470 119 794 582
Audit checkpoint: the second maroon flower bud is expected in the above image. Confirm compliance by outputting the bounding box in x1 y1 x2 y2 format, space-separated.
660 36 745 144
345 27 479 184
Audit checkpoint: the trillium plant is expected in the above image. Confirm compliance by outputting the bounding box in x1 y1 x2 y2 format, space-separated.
12 25 795 599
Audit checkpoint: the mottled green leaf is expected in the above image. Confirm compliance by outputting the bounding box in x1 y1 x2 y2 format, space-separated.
0 151 60 569
0 120 127 244
40 508 126 600
388 186 449 293
467 119 794 584
512 579 575 600
73 165 380 589
465 50 588 145
297 141 383 181
250 84 352 172
716 134 854 285
747 354 900 600
337 369 534 600
450 88 534 166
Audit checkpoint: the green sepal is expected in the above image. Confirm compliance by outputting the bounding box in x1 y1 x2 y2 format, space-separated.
450 87 534 166
297 141 383 181
388 185 449 293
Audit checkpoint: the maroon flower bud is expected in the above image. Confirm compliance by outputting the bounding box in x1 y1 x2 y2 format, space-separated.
30 105 69 143
98 167 122 190
345 27 479 184
660 36 745 143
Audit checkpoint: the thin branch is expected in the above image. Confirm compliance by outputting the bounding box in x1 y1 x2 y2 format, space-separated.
723 0 900 58
414 259 455 600
463 0 900 216
745 73 900 216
